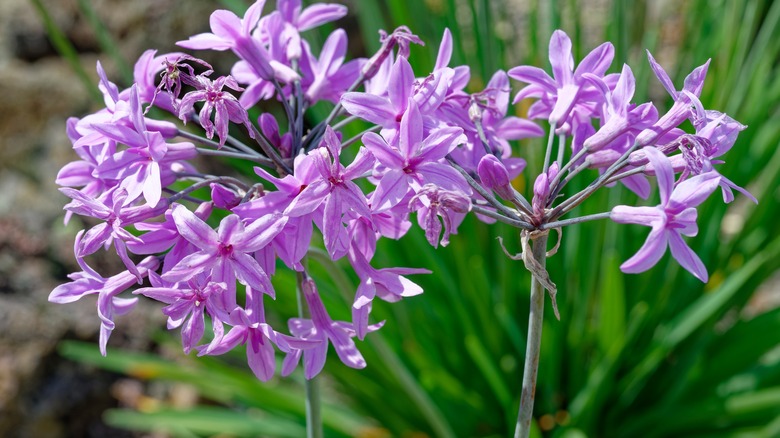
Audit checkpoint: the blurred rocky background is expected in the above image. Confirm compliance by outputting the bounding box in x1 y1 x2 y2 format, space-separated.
0 0 215 436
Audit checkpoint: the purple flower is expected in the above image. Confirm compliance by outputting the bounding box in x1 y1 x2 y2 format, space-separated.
299 29 363 104
611 147 720 281
162 204 288 309
91 85 195 206
201 287 317 381
60 187 164 277
135 273 228 354
284 278 382 379
531 163 559 224
341 55 448 133
477 154 513 200
361 100 468 210
361 26 424 80
127 201 213 273
235 153 322 271
341 56 418 129
508 30 614 128
582 64 658 152
409 184 471 248
177 1 298 83
349 247 429 339
693 111 755 203
276 0 347 32
49 231 160 355
284 126 374 259
178 75 253 147
635 52 710 146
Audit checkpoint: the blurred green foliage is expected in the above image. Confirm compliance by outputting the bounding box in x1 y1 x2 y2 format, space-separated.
48 0 780 436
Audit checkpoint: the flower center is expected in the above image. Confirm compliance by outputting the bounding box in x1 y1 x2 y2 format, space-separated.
218 243 234 256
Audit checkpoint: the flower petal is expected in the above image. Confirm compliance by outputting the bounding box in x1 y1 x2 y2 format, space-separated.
643 146 674 205
620 228 668 274
668 232 708 281
668 172 721 211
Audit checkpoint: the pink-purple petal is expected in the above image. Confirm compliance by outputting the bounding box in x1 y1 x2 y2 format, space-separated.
668 232 708 282
620 228 669 274
340 93 396 127
172 205 218 250
643 147 674 205
668 172 721 211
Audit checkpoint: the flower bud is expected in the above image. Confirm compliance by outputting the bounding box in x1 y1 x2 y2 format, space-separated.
211 184 241 210
477 155 513 200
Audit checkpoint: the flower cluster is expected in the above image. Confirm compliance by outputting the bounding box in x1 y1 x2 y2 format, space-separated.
52 1 752 380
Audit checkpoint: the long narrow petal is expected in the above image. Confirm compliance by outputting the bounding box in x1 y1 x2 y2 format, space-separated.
172 204 219 251
283 181 330 217
304 344 328 379
231 252 275 297
610 205 663 227
398 99 423 158
507 66 557 93
340 93 396 127
610 64 635 115
297 3 348 31
361 132 404 168
549 30 574 85
371 169 411 211
668 172 721 211
683 59 711 97
574 41 614 78
177 33 231 51
418 126 466 161
163 251 216 283
239 214 289 252
247 331 276 381
329 328 366 369
620 228 668 274
643 146 674 205
646 50 678 99
668 232 708 282
434 28 453 71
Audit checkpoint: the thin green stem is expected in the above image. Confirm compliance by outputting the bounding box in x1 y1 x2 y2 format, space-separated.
552 146 589 188
542 125 556 173
556 133 566 166
306 248 456 438
195 147 272 165
292 59 305 156
548 159 591 205
514 234 548 438
540 211 612 230
247 124 293 175
471 204 534 229
604 166 646 185
274 79 296 134
331 115 359 132
341 125 381 148
474 116 494 155
547 141 641 220
446 155 530 220
168 176 249 203
295 268 323 438
31 0 102 102
187 114 266 158
178 129 242 153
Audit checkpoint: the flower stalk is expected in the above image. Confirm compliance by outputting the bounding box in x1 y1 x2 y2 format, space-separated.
296 268 323 438
515 233 548 438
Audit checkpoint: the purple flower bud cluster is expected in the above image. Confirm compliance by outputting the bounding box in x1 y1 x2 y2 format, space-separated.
52 1 752 380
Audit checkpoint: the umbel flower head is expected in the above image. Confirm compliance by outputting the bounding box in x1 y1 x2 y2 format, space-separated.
51 0 751 386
